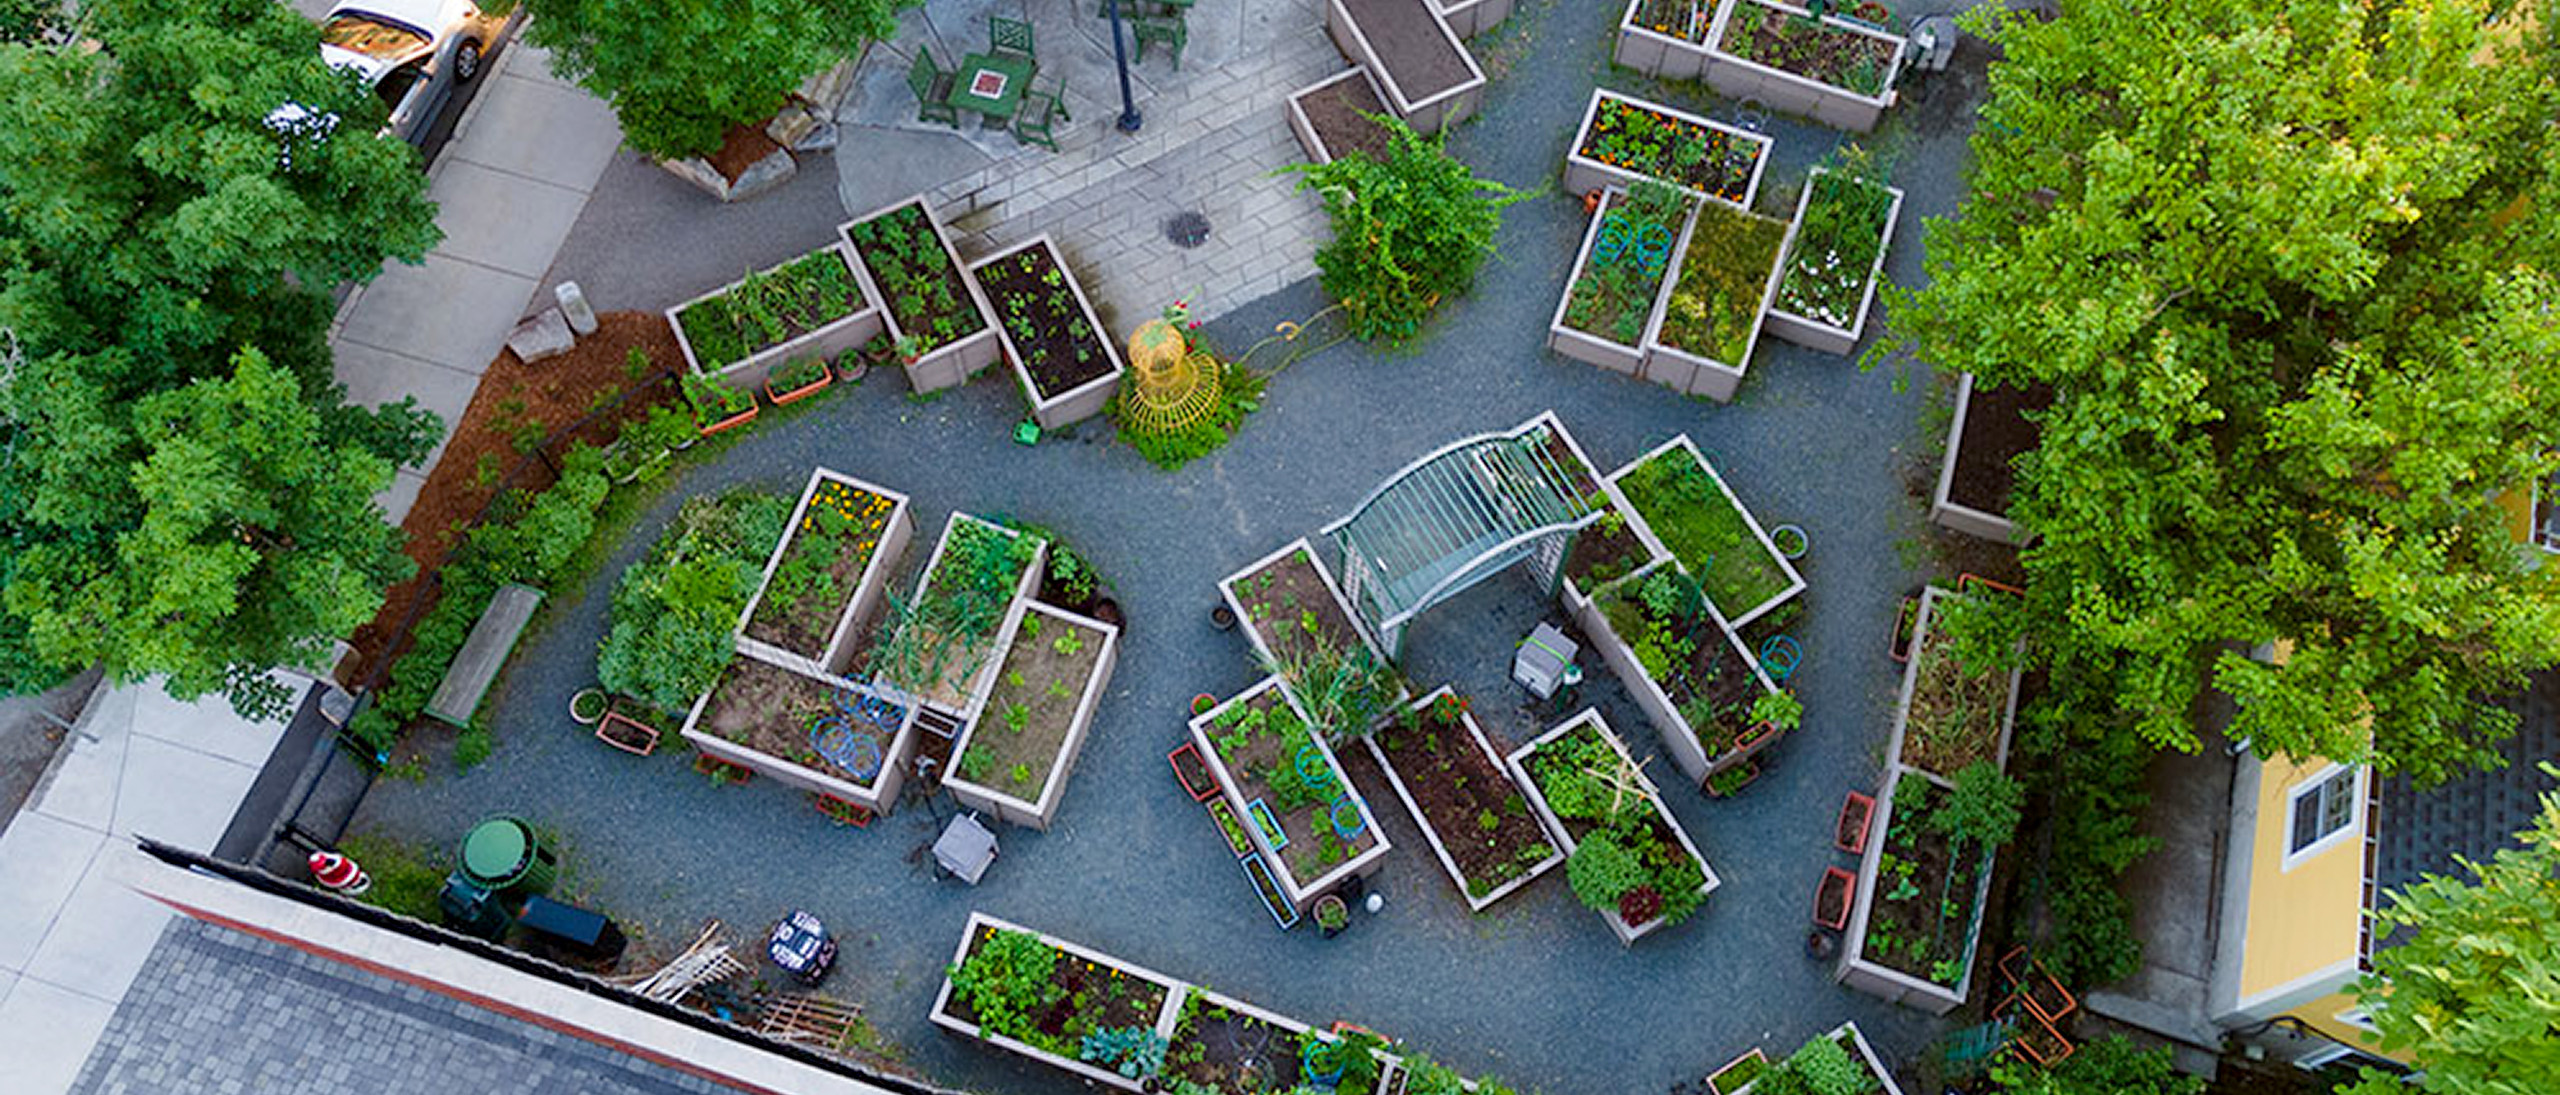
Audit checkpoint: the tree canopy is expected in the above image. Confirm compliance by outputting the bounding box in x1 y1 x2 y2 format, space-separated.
2348 768 2560 1094
1878 0 2560 783
523 0 908 162
0 0 443 717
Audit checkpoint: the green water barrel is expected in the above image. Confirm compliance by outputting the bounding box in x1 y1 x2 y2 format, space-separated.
459 815 556 897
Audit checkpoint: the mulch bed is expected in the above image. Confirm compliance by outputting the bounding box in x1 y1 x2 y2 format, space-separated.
342 312 682 686
1297 74 1393 163
1340 0 1476 101
1947 379 2051 516
707 120 784 183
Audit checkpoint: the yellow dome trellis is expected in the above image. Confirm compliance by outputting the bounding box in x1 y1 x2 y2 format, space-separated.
1120 308 1221 437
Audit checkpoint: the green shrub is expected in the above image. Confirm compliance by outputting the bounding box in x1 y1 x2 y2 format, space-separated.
1284 119 1529 346
596 488 790 715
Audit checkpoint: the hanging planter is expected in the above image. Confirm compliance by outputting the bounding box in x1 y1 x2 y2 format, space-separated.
568 688 607 725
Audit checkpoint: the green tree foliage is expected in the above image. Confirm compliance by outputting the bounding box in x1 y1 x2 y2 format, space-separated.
1286 119 1528 346
5 348 428 719
523 0 906 162
0 0 63 44
0 0 443 715
1876 0 2560 783
2345 768 2560 1095
1989 1035 2200 1095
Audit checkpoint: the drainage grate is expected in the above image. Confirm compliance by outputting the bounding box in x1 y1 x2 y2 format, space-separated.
1165 211 1211 249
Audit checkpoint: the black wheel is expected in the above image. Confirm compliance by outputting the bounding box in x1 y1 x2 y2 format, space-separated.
454 39 483 82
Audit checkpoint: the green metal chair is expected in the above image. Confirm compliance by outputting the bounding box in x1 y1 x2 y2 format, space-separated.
1132 14 1187 69
908 49 959 127
1014 76 1069 152
990 16 1036 68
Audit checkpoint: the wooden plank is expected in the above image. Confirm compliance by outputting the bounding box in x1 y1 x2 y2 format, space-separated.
426 582 545 727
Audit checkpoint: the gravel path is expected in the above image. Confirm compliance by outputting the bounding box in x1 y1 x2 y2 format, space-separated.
350 1 2000 1092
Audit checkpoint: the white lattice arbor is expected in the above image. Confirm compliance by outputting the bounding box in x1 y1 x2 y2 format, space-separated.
1321 413 1599 658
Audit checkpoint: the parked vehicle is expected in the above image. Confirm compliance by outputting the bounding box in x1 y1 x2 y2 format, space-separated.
309 0 504 147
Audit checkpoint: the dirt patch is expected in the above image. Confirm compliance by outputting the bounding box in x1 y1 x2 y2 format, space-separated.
343 312 682 688
1340 0 1476 101
703 657 890 788
953 610 1104 803
1563 503 1649 594
708 121 784 184
976 242 1114 399
1947 379 2050 516
1170 992 1305 1092
1297 75 1393 163
1372 695 1554 900
1231 547 1365 668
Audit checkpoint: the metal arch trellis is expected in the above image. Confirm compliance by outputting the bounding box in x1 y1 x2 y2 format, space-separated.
1319 416 1599 658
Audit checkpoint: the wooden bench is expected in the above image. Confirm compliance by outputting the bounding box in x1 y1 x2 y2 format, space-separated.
426 583 544 727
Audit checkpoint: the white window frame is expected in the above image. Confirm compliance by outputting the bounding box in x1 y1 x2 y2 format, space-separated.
2282 763 2365 871
2534 472 2560 554
2334 1007 2376 1032
2297 1041 2400 1073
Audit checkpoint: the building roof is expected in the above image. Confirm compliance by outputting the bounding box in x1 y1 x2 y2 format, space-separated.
2374 670 2560 899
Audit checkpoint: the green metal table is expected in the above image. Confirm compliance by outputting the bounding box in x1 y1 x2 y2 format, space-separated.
947 51 1034 126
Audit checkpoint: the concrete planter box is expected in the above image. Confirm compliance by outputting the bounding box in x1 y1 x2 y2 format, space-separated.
1437 0 1515 37
1189 677 1393 915
1218 537 1389 671
1564 89 1772 210
1549 187 1696 375
940 599 1121 831
1613 0 1716 81
1835 761 2000 1014
1286 67 1392 166
968 235 1125 430
665 242 881 391
1607 435 1806 628
839 196 1001 394
901 513 1049 718
929 911 1188 1090
1928 372 2030 544
677 654 915 815
1507 709 1718 944
1884 585 2021 782
735 467 915 677
1640 200 1794 403
1360 687 1566 911
1731 1021 1907 1095
1764 168 1906 355
1702 0 1909 134
1571 557 1778 787
1326 0 1487 135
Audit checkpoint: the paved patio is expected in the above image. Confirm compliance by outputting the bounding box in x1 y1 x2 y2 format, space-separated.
335 0 2001 1092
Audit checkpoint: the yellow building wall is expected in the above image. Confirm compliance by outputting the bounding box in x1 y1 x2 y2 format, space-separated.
2237 754 2366 1002
2497 486 2534 545
2287 989 2417 1066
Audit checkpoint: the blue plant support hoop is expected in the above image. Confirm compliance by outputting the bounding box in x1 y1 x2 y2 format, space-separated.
1293 744 1336 792
1328 797 1366 839
1759 634 1803 682
810 718 884 781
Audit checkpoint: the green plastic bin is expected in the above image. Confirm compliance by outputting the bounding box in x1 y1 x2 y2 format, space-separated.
459 815 557 897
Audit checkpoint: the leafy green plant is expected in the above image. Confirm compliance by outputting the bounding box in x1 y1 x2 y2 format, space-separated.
1935 760 2024 849
596 488 790 716
1564 182 1692 345
948 929 1062 1041
1285 118 1530 346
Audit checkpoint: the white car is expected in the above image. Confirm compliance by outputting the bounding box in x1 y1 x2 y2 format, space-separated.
315 0 504 146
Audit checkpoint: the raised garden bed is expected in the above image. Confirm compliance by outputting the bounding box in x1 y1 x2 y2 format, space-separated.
1189 677 1391 915
1565 89 1771 209
1584 560 1779 785
1287 67 1396 166
1838 769 1999 1014
1549 184 1696 375
1929 373 2050 545
1325 0 1486 135
929 912 1184 1093
1218 538 1391 707
1766 165 1905 355
840 196 998 394
1615 0 1719 80
1166 985 1313 1092
668 243 879 391
1705 0 1909 133
1888 585 2022 781
1729 1021 1907 1095
942 600 1120 830
1436 0 1515 37
679 653 915 813
1362 688 1563 911
738 468 914 675
1509 709 1716 943
969 235 1125 429
873 513 1047 714
1642 195 1790 401
1610 435 1804 627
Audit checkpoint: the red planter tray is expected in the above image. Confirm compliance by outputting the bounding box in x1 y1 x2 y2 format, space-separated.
2000 945 2079 1023
1836 791 1876 855
1889 594 1918 663
698 403 760 437
596 710 661 757
1814 865 1855 930
1168 741 1219 803
811 793 873 827
765 371 833 405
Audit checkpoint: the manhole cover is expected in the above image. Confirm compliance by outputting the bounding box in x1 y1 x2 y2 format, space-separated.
1165 211 1211 248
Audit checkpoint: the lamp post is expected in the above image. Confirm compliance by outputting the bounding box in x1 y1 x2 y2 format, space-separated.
1105 0 1143 132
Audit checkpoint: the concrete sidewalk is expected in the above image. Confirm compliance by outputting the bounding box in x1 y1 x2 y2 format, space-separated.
330 37 626 524
0 675 303 1095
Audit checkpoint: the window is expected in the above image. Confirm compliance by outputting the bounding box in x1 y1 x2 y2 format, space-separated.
374 62 426 112
2537 471 2560 552
2287 765 2360 862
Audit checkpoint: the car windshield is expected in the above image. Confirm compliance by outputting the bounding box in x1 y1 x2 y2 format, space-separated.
319 13 428 61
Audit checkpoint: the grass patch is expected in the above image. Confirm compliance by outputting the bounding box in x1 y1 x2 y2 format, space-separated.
1617 447 1790 617
336 831 449 923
